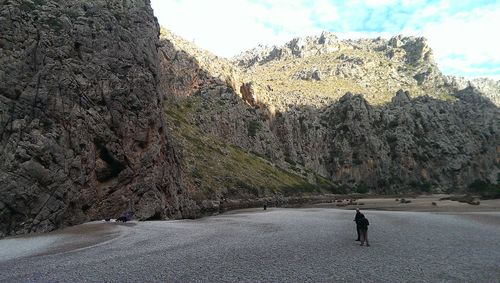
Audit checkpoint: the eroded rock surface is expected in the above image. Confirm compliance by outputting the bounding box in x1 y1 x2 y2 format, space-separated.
0 0 195 237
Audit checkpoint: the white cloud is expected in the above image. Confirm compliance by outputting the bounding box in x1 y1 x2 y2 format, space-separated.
335 31 393 40
364 0 397 7
151 0 326 58
416 6 500 77
151 0 500 79
400 0 427 7
416 0 450 18
312 0 339 23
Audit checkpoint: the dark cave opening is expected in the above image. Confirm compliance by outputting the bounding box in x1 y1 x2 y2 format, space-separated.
95 141 126 182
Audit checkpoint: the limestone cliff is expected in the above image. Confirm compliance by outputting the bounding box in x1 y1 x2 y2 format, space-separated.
0 0 195 237
161 30 499 195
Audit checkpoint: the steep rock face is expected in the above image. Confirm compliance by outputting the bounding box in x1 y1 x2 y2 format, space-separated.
159 28 241 98
161 30 499 194
0 0 194 237
325 91 499 192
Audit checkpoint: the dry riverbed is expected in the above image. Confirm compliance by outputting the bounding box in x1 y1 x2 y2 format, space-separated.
1 195 499 282
311 194 500 213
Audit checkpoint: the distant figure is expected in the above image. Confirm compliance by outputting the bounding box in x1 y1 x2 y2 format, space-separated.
358 213 370 247
115 216 128 222
354 208 362 241
263 204 267 210
116 211 134 222
219 197 227 214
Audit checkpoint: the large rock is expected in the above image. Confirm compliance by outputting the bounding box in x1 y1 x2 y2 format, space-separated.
388 35 433 65
0 0 195 237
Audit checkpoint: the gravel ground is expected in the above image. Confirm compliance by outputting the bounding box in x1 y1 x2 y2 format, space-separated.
1 208 499 282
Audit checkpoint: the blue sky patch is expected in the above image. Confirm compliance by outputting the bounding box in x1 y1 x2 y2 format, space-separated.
151 0 500 79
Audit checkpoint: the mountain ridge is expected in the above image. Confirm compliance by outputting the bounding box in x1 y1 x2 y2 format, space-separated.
160 27 499 198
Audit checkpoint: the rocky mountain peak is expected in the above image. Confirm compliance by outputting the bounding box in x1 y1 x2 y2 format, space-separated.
387 35 434 66
229 32 452 112
233 32 436 71
285 31 341 58
232 31 342 69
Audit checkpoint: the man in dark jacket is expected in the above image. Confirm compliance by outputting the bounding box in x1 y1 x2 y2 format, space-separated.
354 208 362 241
358 213 370 247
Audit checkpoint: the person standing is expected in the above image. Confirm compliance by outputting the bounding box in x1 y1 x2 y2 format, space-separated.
354 208 362 241
358 213 370 247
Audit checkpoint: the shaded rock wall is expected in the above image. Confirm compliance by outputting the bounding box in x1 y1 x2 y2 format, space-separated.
159 28 241 98
0 0 194 237
324 90 499 193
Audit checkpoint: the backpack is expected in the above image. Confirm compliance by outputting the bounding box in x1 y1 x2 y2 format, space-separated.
360 218 369 228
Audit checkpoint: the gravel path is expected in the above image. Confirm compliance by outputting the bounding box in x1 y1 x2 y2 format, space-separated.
1 208 499 282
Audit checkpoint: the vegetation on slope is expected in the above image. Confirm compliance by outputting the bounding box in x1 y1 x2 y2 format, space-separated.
164 97 336 202
244 47 456 110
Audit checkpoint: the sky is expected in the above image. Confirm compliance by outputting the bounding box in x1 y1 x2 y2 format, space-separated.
151 0 500 80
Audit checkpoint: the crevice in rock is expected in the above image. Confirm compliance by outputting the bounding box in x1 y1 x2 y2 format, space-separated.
81 204 91 211
144 211 163 221
74 41 82 60
95 140 126 182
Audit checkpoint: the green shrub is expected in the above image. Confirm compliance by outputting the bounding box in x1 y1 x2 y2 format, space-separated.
329 184 349 194
65 9 80 19
235 180 259 196
468 180 500 199
409 181 432 193
247 120 262 137
386 134 398 145
284 156 296 166
283 183 317 196
355 184 370 194
20 0 45 11
20 1 36 11
45 18 63 31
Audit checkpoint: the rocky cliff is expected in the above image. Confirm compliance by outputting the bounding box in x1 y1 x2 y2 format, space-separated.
445 76 500 106
159 29 335 212
0 0 196 237
323 90 498 193
161 30 499 195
